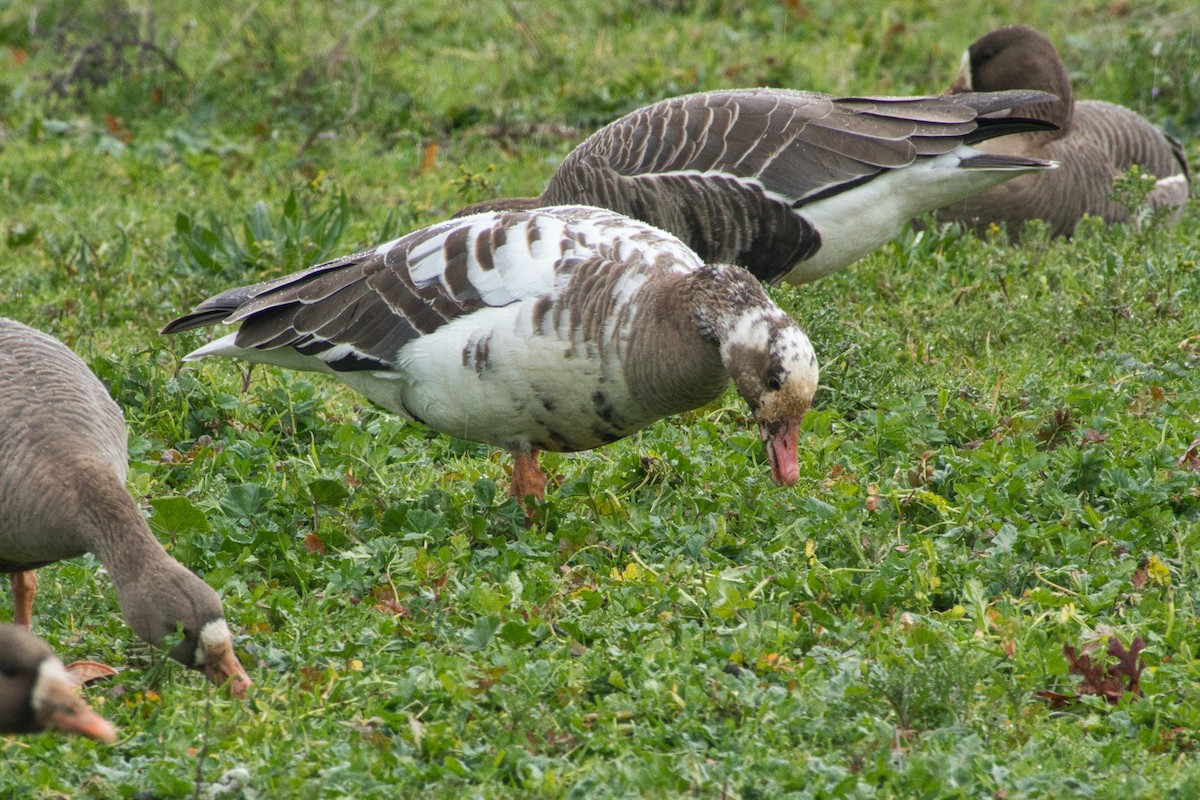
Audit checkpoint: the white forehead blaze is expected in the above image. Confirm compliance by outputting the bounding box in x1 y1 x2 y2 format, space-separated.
31 657 72 711
195 619 233 666
728 311 819 387
777 326 819 395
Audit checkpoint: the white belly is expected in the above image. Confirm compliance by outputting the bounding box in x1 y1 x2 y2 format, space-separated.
340 303 645 453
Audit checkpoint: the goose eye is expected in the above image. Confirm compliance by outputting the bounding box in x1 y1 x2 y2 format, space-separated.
766 370 783 392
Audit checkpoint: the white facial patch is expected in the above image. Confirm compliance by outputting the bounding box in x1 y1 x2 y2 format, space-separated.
195 619 233 667
31 657 72 713
778 327 820 395
958 50 973 90
724 310 820 396
727 310 774 352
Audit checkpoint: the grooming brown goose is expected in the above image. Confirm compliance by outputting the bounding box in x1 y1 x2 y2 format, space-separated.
455 88 1058 285
0 319 251 698
936 25 1191 237
0 624 117 741
163 206 819 501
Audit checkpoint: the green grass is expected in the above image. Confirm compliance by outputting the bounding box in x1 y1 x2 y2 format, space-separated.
2 1 1199 796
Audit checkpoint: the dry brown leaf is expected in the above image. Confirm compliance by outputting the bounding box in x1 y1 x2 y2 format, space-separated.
104 115 133 143
420 141 439 174
865 483 880 511
1178 438 1200 472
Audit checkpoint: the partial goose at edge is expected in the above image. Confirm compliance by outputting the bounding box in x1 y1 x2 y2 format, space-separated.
0 624 117 742
936 25 1191 237
0 318 251 698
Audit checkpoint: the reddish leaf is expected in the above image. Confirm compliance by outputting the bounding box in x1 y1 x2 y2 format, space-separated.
9 47 28 66
370 585 411 617
374 597 410 618
104 115 133 143
303 533 327 554
1063 645 1114 698
1079 429 1107 445
865 483 881 511
1036 407 1075 451
1046 636 1146 706
1107 636 1145 694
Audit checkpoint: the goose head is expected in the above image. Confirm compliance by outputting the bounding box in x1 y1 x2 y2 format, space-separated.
950 25 1072 132
115 565 252 698
1 625 117 741
695 266 819 485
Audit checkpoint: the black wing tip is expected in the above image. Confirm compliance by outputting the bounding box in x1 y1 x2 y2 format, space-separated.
160 309 227 335
958 153 1055 171
160 283 264 335
967 115 1061 141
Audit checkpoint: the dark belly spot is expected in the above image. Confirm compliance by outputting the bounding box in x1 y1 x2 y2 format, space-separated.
591 424 624 445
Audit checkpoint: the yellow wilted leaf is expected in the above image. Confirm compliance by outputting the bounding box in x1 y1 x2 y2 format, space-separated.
610 562 640 582
1146 555 1171 587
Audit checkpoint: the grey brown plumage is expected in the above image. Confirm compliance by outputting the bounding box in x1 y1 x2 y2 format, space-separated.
937 25 1190 237
455 88 1058 284
163 206 820 499
0 318 250 698
0 624 116 741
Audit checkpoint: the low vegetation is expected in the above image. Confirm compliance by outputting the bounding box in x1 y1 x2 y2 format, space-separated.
1 1 1198 796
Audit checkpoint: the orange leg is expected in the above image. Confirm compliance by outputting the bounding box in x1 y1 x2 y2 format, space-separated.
510 449 548 505
11 570 37 629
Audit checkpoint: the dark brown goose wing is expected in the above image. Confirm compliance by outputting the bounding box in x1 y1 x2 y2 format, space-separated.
537 88 1056 282
162 208 668 373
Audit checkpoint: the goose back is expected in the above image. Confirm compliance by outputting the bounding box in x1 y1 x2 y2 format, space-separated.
457 88 1057 284
166 207 738 453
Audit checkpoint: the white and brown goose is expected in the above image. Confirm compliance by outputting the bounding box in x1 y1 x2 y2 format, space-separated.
163 206 819 501
937 25 1191 237
0 624 116 742
0 318 251 698
455 88 1058 285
